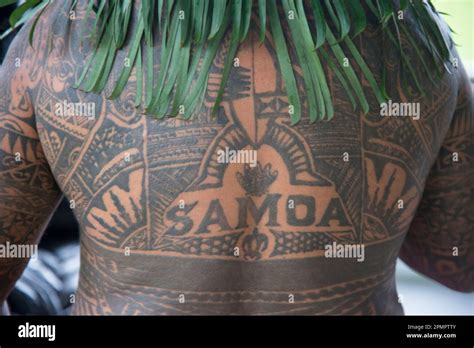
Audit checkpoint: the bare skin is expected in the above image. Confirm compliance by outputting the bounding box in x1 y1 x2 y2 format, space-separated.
0 1 472 315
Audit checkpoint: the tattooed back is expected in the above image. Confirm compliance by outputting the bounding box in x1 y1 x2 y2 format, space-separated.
2 1 472 315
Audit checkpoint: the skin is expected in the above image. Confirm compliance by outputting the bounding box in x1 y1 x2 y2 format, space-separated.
0 1 472 315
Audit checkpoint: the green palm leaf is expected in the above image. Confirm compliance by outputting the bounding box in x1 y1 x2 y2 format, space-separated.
0 0 454 125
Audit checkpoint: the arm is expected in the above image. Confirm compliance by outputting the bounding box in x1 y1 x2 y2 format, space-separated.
0 20 62 312
400 70 474 292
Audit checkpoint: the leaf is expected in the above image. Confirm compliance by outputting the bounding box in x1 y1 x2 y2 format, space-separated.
211 0 242 117
326 25 369 114
28 1 48 46
320 48 356 111
240 0 252 42
78 0 95 46
109 16 145 99
193 0 206 42
268 0 301 124
343 36 386 105
346 0 366 37
209 0 227 39
378 0 394 26
2 0 454 126
331 0 350 39
135 46 143 106
182 6 230 118
80 24 115 92
9 0 41 28
179 0 192 45
295 0 333 120
0 0 17 8
258 0 267 42
282 0 320 122
148 13 181 115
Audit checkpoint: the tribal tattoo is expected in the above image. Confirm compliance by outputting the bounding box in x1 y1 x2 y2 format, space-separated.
0 8 62 304
0 1 472 315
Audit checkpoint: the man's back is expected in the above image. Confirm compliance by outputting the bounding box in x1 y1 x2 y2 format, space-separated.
1 0 472 315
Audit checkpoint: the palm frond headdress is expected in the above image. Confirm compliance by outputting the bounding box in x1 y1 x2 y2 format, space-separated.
0 0 454 124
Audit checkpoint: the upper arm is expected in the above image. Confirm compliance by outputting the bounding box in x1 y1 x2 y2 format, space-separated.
0 13 62 304
400 69 474 292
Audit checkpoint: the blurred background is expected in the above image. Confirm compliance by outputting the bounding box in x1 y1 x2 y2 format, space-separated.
432 0 473 75
0 1 473 315
396 0 474 316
